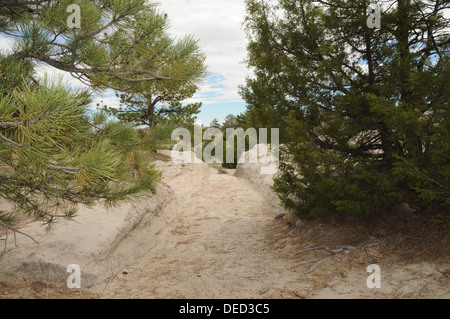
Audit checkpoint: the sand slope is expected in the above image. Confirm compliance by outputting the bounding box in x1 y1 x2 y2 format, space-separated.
0 183 179 288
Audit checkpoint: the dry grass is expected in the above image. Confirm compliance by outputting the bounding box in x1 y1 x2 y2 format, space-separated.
283 209 449 261
0 281 99 299
269 207 450 279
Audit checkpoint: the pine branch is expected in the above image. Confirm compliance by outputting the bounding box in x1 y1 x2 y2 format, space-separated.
0 121 20 128
0 132 20 146
0 0 50 5
112 74 172 82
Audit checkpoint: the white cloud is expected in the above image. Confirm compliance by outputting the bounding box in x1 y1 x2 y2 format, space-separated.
91 91 122 109
34 63 91 90
0 35 14 54
157 0 250 104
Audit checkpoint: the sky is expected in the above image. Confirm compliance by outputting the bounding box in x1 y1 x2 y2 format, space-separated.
157 0 250 125
2 1 448 126
0 0 251 126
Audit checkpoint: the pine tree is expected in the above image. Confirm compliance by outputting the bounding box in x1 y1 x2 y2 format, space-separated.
241 0 450 218
0 55 160 232
209 118 221 128
100 9 207 129
222 114 238 129
0 0 201 235
105 93 203 128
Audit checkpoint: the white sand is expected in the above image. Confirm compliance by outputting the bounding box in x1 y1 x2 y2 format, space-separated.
1 150 448 299
0 183 179 288
92 153 449 299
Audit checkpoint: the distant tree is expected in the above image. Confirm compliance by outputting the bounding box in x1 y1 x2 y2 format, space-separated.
222 114 238 129
101 10 207 128
241 0 450 218
105 94 203 128
209 118 221 129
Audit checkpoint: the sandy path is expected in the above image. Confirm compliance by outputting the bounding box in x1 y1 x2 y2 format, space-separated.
2 157 447 299
93 160 303 299
91 159 449 299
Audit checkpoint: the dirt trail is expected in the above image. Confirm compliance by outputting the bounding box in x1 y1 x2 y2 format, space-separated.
93 160 303 298
2 157 448 299
86 159 449 299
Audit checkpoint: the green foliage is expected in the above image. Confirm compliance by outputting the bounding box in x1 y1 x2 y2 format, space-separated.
221 134 254 169
0 0 196 228
0 74 160 227
95 1 207 129
1 0 206 90
0 55 35 93
209 118 221 129
242 0 450 219
141 123 177 150
202 119 256 169
104 97 203 129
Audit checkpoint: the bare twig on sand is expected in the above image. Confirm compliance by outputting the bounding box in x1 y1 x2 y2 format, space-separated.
0 221 39 252
292 245 355 275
